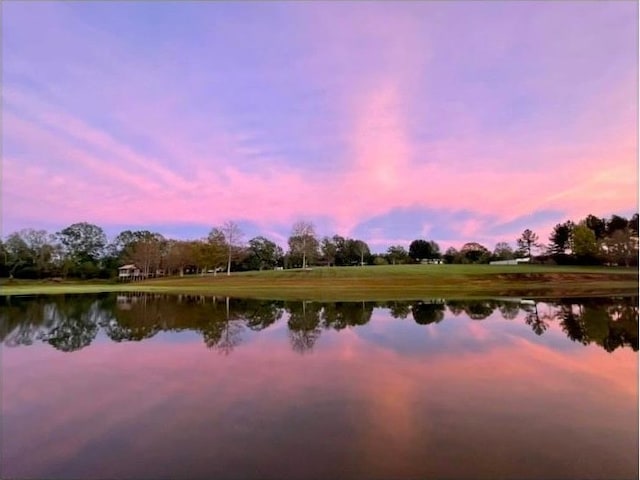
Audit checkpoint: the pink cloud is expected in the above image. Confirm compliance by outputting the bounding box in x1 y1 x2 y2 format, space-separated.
2 3 636 247
4 83 635 243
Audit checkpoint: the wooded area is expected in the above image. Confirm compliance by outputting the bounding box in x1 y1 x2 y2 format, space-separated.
1 212 637 279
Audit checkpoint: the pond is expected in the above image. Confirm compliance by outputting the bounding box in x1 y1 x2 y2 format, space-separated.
1 294 638 479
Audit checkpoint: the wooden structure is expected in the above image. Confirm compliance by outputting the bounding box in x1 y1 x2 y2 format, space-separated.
118 264 165 281
118 264 142 281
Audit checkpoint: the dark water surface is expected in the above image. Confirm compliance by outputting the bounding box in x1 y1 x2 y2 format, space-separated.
1 294 638 479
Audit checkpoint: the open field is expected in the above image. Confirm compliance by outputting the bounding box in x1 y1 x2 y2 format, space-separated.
1 264 637 301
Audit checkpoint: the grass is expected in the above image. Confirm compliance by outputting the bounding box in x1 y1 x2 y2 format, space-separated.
1 264 637 301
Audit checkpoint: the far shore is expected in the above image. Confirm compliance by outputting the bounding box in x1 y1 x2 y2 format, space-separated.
1 264 637 301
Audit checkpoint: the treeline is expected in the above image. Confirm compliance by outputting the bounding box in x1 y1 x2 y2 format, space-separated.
437 212 638 266
1 294 637 354
1 212 637 279
543 213 639 266
0 221 384 279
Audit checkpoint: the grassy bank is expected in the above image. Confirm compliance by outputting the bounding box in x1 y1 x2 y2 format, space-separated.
1 264 637 301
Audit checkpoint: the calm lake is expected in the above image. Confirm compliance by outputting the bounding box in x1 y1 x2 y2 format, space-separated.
1 294 637 479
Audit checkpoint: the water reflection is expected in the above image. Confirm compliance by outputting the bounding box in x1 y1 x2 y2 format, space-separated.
2 294 637 479
1 294 637 354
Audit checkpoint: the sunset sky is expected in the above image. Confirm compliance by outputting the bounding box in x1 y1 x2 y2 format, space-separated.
2 1 637 252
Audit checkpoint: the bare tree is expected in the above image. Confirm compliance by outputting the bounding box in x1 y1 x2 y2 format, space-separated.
289 221 317 269
164 240 195 276
355 240 369 266
125 232 165 278
200 232 227 276
493 242 514 260
221 221 244 276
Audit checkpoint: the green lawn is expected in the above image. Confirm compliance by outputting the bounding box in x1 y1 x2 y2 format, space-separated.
1 264 637 301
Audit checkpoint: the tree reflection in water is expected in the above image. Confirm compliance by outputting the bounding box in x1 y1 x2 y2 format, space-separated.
498 302 521 320
287 301 323 354
1 294 637 354
554 298 639 352
523 303 548 336
411 301 446 325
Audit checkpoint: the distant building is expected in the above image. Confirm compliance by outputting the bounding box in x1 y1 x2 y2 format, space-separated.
489 257 530 266
118 264 164 281
118 264 142 281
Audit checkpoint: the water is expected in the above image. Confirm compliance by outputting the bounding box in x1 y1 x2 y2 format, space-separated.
1 294 637 479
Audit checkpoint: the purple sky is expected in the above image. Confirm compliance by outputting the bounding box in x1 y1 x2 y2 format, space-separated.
2 1 637 252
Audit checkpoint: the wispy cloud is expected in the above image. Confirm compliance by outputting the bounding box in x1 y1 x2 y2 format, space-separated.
2 2 636 248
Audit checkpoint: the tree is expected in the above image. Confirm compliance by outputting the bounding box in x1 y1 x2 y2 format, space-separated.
604 228 638 267
124 232 166 278
288 221 317 269
583 215 607 241
571 223 599 259
606 215 629 236
629 213 639 236
57 222 107 265
220 221 244 276
202 230 228 274
460 242 490 263
409 239 440 262
4 229 59 278
245 236 283 270
492 242 514 261
386 245 409 265
107 230 167 277
548 221 574 255
428 240 441 259
331 235 347 266
4 232 29 278
516 229 540 258
164 240 195 276
21 229 57 273
353 239 370 266
0 240 7 277
325 236 371 266
372 255 388 265
342 238 370 265
443 247 459 264
320 237 338 266
107 229 168 278
109 230 140 259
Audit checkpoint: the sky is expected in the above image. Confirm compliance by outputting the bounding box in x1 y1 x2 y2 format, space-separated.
2 1 638 252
